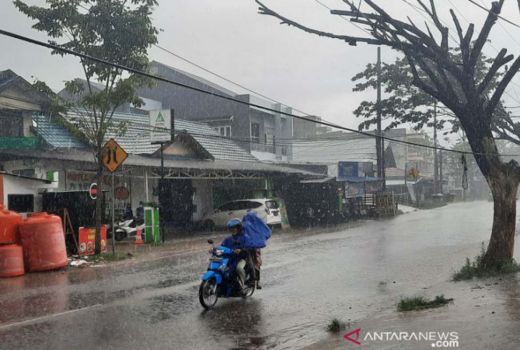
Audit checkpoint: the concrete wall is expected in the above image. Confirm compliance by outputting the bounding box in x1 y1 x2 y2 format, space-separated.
0 87 42 112
139 62 250 123
163 140 199 158
1 174 58 212
192 180 213 222
138 62 300 158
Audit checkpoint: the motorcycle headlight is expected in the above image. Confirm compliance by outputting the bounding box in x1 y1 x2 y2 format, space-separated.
215 249 224 257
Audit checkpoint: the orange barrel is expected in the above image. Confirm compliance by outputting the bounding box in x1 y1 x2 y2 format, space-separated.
0 204 23 244
0 245 25 277
19 213 68 272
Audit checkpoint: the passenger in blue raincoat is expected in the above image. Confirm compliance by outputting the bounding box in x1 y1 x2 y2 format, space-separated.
242 211 272 289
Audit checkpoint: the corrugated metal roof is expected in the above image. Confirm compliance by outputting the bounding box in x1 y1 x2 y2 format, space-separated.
291 136 377 165
64 111 256 161
175 119 256 162
33 115 86 149
0 149 318 176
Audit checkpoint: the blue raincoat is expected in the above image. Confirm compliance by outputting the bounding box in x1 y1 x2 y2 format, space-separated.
241 211 272 249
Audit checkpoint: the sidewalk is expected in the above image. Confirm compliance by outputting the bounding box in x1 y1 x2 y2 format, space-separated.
304 273 520 349
85 222 367 268
83 210 424 269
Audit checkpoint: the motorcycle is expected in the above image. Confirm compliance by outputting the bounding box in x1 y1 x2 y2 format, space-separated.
199 239 256 309
111 218 145 241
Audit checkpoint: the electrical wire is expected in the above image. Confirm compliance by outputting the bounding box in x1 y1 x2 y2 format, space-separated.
69 112 379 150
467 0 520 29
463 0 520 104
0 27 517 157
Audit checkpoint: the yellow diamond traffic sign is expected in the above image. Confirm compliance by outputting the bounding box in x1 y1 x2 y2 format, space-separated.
102 138 128 173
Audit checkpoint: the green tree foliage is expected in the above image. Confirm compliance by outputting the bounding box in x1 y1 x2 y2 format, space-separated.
255 0 520 266
15 0 158 254
351 54 497 135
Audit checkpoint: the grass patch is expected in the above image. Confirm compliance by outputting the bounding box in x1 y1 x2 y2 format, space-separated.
326 318 346 333
397 295 453 312
453 244 520 281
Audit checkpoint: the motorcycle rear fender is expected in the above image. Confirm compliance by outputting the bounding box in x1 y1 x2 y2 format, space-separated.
202 271 222 284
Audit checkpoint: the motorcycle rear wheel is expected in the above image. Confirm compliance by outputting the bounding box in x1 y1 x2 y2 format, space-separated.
199 279 219 309
115 230 126 241
241 277 255 298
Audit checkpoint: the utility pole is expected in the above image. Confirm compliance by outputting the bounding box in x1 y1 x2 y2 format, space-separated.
111 172 115 254
376 47 384 186
433 102 439 194
439 150 443 194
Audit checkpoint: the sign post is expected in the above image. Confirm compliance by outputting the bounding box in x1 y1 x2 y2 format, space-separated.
151 140 167 244
102 139 128 254
111 172 115 254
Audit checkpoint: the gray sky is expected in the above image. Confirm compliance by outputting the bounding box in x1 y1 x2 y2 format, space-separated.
2 0 520 134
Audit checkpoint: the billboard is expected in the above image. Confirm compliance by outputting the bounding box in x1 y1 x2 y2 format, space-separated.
338 161 375 181
149 109 172 142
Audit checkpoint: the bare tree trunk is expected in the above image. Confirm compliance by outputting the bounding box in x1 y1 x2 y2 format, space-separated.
483 173 519 267
95 156 104 255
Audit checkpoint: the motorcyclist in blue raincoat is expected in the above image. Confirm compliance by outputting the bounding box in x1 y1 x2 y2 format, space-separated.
221 218 249 292
222 213 272 290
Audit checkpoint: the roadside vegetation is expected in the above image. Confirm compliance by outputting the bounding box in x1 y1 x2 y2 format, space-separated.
397 295 453 312
326 318 347 333
453 244 520 281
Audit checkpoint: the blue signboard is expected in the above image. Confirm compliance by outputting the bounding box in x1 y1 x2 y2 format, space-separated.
337 161 359 181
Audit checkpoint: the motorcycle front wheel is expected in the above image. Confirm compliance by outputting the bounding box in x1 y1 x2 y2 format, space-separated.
199 279 219 309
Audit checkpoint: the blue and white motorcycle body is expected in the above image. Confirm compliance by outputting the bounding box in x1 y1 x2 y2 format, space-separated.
199 240 255 309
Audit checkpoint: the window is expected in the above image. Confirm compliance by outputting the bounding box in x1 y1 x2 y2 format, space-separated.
251 122 260 143
8 194 34 212
265 126 274 145
0 115 23 137
242 201 263 209
214 126 231 137
12 169 35 177
265 200 279 209
218 202 234 211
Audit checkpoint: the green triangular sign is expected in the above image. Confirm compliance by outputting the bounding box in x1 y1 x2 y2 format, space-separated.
155 112 165 123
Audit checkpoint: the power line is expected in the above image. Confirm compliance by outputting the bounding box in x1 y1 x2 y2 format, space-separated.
400 0 460 45
417 0 520 106
0 27 515 157
462 0 520 104
467 0 520 29
154 44 294 112
312 0 374 36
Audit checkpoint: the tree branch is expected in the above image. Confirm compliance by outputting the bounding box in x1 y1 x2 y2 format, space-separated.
478 48 512 95
255 0 381 45
469 0 504 69
487 56 520 115
416 0 449 51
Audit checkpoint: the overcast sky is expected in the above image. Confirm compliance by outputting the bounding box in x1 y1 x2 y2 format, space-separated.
2 0 520 136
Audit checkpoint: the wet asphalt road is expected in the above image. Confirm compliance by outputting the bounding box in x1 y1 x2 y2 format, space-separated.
0 201 516 349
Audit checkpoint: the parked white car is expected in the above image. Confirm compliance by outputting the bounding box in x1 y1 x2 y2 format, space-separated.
201 198 281 230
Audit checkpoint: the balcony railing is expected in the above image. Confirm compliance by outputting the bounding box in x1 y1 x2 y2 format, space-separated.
251 142 275 153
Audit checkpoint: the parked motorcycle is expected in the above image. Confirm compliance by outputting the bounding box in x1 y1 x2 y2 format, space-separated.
199 239 255 309
111 218 145 241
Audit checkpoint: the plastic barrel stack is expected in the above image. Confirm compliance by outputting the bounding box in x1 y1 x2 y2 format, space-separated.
19 212 68 272
0 204 25 278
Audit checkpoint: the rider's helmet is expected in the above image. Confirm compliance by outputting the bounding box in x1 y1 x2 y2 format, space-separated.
226 218 242 231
